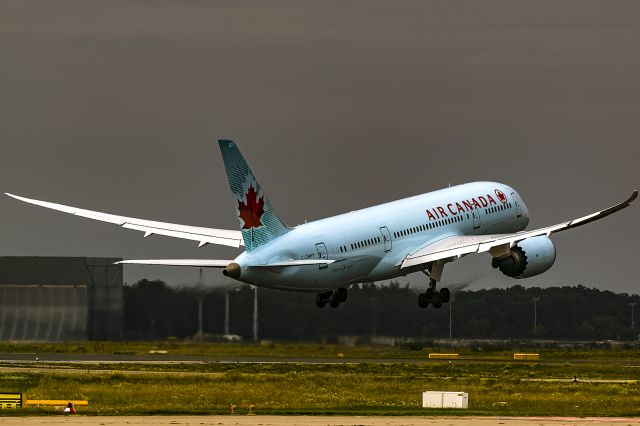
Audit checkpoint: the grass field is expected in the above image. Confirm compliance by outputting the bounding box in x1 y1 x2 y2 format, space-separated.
0 344 639 417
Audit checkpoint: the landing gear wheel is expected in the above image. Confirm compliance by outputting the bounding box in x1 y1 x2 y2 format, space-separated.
432 292 443 309
418 287 435 309
418 293 430 308
329 300 340 308
425 287 434 299
335 287 348 303
440 288 450 304
315 292 329 308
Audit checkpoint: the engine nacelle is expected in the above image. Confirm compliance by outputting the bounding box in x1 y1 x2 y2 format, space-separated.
491 236 556 279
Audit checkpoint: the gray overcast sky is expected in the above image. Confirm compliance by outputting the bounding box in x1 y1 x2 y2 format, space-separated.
1 0 638 294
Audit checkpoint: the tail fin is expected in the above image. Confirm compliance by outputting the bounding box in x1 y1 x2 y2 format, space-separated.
218 140 290 250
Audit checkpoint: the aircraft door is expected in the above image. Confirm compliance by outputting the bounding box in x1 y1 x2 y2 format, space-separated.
315 243 328 269
472 210 481 229
379 226 392 252
511 192 522 217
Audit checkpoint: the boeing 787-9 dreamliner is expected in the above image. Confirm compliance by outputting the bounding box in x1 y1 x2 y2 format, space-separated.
6 140 637 308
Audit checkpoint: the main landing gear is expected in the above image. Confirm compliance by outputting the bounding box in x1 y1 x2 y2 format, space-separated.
417 260 450 309
418 279 450 309
316 287 348 308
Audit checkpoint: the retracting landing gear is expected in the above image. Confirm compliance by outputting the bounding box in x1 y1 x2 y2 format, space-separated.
418 261 451 309
315 287 348 308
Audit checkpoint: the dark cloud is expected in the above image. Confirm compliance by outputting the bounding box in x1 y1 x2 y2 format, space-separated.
1 0 638 293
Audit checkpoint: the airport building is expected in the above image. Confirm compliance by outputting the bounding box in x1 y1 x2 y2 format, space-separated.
0 257 123 341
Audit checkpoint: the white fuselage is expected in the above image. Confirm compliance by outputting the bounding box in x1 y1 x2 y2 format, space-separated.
234 182 530 292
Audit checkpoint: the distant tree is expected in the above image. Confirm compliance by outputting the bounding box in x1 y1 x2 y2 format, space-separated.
123 280 639 341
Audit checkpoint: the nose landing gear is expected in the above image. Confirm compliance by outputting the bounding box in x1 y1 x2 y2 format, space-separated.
316 287 348 308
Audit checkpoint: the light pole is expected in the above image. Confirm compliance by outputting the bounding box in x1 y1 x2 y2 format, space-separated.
532 297 540 336
194 268 206 339
449 294 455 340
252 286 258 343
630 302 637 340
224 291 230 335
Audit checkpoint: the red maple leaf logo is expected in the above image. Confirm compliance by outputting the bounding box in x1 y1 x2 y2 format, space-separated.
495 189 508 204
238 185 265 229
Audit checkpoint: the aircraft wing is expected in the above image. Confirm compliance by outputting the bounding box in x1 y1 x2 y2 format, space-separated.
5 193 244 248
402 190 637 269
116 259 334 267
116 259 233 267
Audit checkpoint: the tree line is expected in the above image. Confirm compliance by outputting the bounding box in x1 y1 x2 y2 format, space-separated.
123 280 639 341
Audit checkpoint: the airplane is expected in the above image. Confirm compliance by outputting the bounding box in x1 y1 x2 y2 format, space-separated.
5 140 637 309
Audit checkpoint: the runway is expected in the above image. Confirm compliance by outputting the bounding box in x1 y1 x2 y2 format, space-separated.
1 416 639 426
0 352 638 365
0 352 420 364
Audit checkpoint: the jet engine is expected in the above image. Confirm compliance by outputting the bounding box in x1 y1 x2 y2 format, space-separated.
491 236 556 278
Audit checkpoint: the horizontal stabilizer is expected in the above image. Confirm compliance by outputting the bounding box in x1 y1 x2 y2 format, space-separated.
5 193 244 248
116 259 232 268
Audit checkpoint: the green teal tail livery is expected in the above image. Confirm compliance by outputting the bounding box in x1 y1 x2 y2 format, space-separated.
218 140 289 250
5 139 637 308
